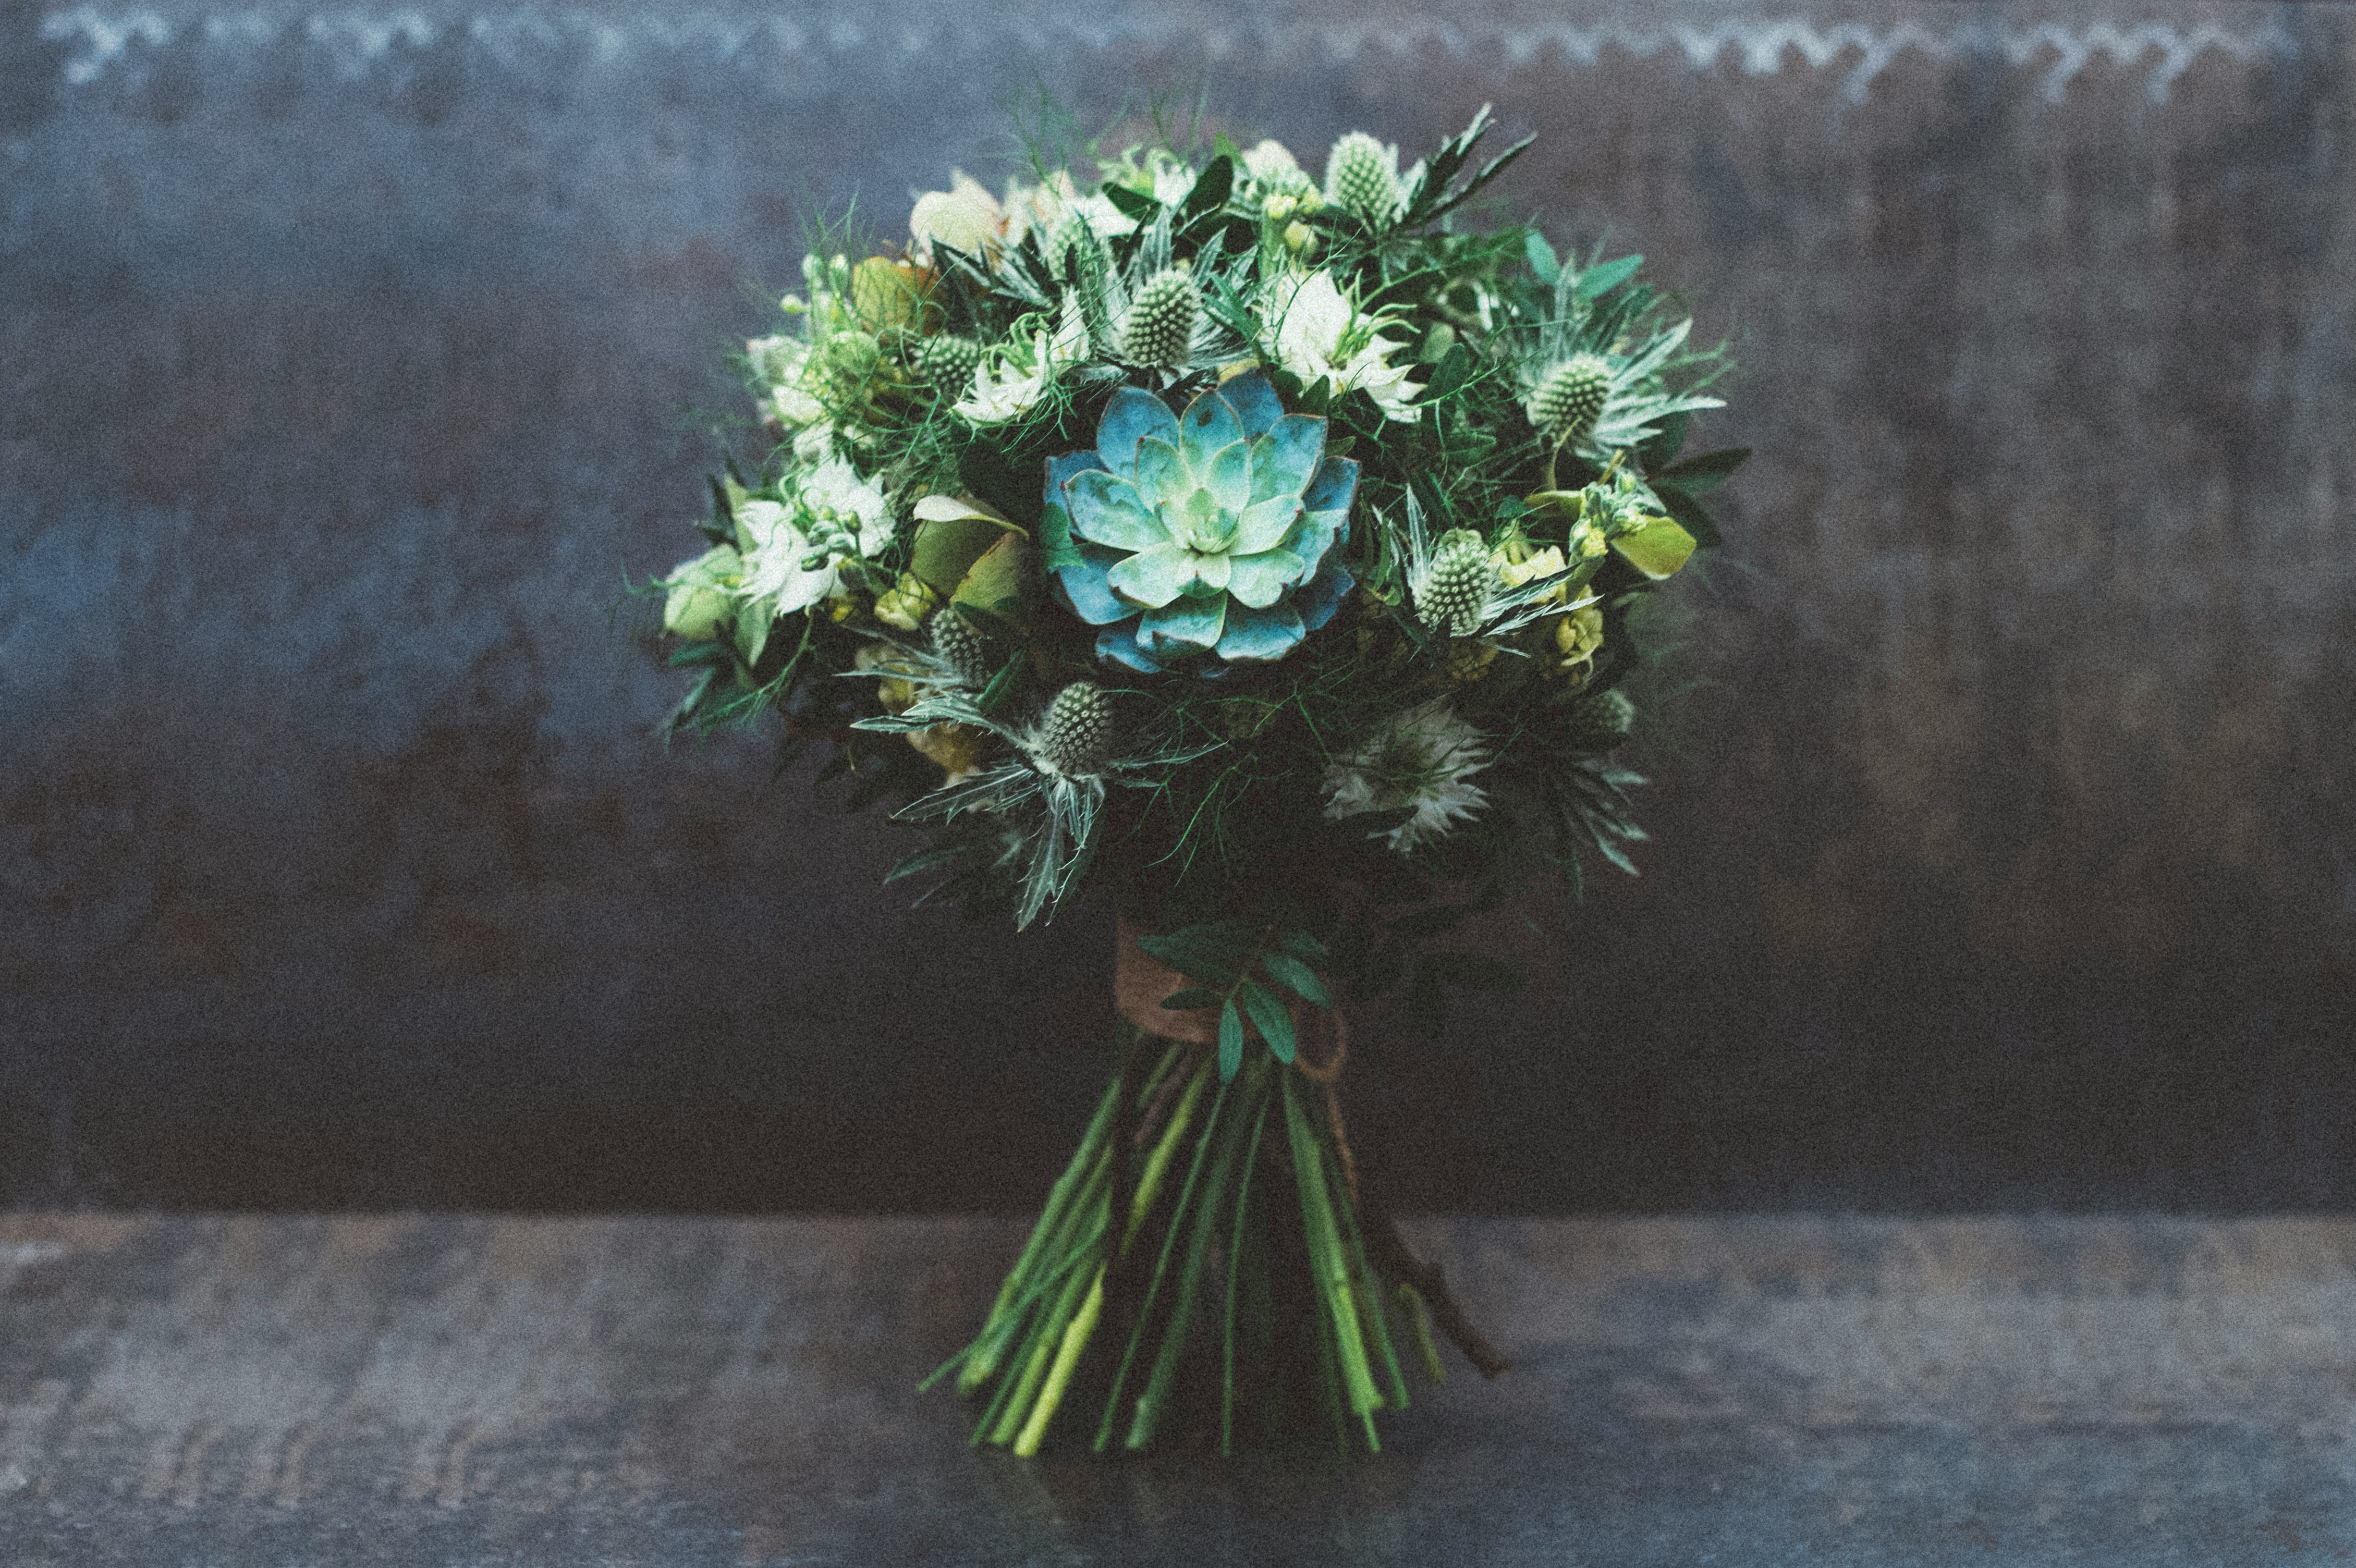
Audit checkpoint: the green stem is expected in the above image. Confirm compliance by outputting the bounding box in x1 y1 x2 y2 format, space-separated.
1221 1093 1273 1458
1127 1058 1210 1250
1283 1071 1383 1449
1330 1141 1410 1413
1013 1266 1105 1456
985 1243 1099 1447
1126 1060 1266 1450
941 1074 1120 1395
1093 1067 1234 1451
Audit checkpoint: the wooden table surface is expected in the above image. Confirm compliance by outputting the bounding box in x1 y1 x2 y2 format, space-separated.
2 1214 2352 1564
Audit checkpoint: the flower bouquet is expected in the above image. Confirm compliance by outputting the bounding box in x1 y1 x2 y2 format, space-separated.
651 107 1740 1455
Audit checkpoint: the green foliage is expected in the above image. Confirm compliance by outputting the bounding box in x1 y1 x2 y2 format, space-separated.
643 101 1745 1014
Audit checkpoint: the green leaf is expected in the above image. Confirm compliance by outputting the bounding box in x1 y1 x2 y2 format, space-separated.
1637 410 1690 470
1237 979 1296 1065
976 653 1023 715
1260 952 1334 1009
1218 1000 1245 1081
1572 254 1642 301
1177 155 1234 232
1103 182 1161 222
1656 447 1750 496
1523 230 1560 285
1161 987 1219 1011
1649 480 1723 549
1610 514 1698 580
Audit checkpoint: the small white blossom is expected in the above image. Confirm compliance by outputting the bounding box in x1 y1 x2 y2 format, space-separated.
1322 698 1491 851
737 459 893 614
1272 270 1424 424
953 299 1089 425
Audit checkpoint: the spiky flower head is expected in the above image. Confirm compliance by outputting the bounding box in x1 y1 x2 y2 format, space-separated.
1042 371 1359 671
1325 131 1402 224
1569 687 1635 746
1531 352 1612 445
929 608 995 689
1121 267 1200 368
1414 529 1497 639
1031 681 1114 777
915 334 983 396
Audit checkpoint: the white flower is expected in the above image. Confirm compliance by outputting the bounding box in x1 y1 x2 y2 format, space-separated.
1003 170 1136 256
952 299 1089 425
737 459 893 614
1271 270 1424 423
1239 138 1309 191
908 172 1006 266
1322 698 1491 851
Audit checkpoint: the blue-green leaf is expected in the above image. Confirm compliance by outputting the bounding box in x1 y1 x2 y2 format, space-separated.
1524 230 1560 285
1260 953 1333 1009
1237 979 1295 1065
1572 254 1642 301
1218 999 1245 1081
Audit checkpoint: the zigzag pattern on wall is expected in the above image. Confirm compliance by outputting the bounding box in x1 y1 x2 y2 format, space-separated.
35 4 2304 103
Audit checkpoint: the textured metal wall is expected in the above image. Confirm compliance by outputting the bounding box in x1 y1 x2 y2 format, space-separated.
2 0 2351 1209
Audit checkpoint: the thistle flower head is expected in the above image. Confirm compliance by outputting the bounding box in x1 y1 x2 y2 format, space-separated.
915 334 983 395
928 608 995 689
1325 131 1402 224
1121 267 1201 369
1530 352 1612 446
1030 681 1114 777
1413 529 1497 639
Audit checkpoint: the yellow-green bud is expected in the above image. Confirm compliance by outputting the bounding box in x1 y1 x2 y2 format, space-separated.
872 572 940 631
662 544 741 640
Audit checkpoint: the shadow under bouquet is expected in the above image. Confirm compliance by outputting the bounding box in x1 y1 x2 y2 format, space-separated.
651 108 1741 1455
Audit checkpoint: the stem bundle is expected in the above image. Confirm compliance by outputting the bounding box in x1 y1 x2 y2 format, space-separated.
928 1022 1482 1454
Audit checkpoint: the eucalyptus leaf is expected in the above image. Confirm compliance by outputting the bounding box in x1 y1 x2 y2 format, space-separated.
1218 1000 1244 1081
1260 953 1333 1009
1237 979 1296 1065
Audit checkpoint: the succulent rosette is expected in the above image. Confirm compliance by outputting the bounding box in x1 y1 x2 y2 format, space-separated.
1043 371 1357 671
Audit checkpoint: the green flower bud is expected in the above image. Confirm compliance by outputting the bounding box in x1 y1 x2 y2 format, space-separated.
915 334 983 396
1121 268 1199 368
1032 681 1114 777
1532 353 1612 446
1415 529 1496 639
929 607 995 689
1324 131 1400 224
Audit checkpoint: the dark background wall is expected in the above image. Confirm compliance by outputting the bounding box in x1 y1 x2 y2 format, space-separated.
3 0 2351 1211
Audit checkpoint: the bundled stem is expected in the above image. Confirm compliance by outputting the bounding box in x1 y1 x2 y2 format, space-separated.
938 1024 1494 1454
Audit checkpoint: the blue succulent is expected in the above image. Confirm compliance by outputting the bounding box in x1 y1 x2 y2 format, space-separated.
1042 371 1358 671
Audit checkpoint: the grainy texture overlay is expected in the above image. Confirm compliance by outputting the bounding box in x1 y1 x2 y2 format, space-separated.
0 1212 2352 1564
3 0 2353 1208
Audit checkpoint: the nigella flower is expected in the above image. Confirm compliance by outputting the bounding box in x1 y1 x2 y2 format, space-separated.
1322 697 1492 851
737 458 893 615
1042 371 1358 671
1269 269 1423 423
